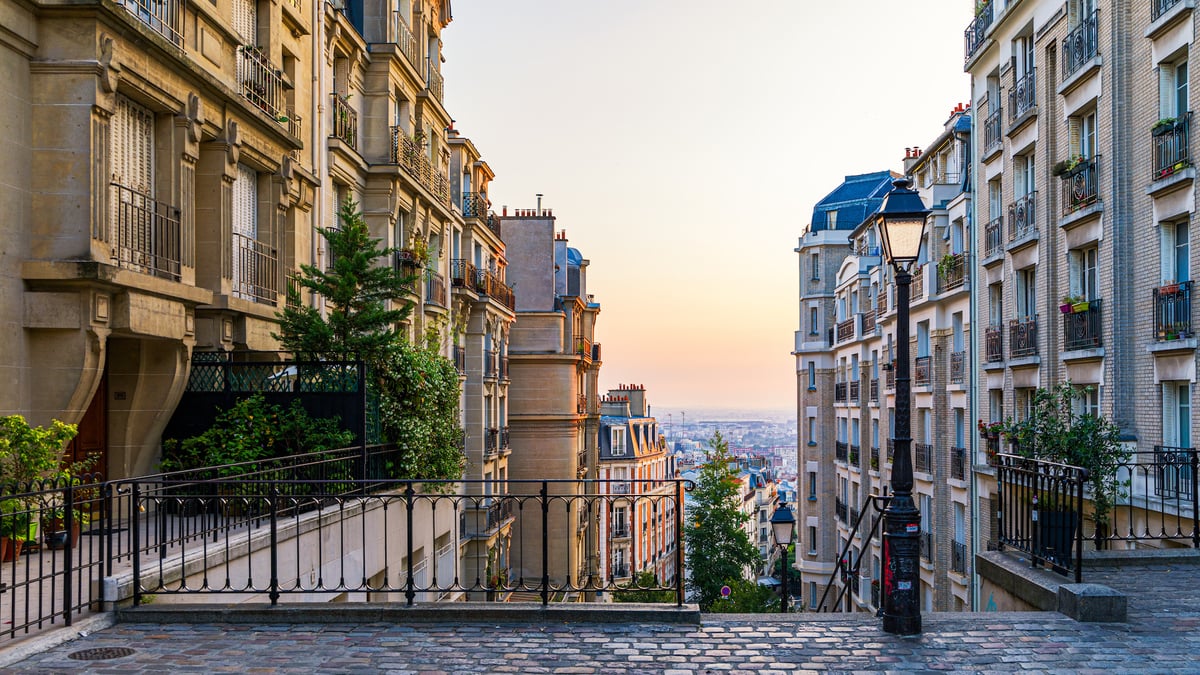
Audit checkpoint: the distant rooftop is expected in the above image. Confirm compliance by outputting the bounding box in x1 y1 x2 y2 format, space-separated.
808 171 897 233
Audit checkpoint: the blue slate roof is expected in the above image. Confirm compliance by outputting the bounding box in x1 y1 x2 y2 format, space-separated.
809 171 896 232
567 247 583 266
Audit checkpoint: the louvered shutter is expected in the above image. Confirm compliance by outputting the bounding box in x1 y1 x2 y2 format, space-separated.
232 0 256 43
232 165 258 298
108 96 154 267
1164 383 1179 447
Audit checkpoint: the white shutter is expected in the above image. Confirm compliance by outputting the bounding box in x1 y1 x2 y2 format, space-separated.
108 96 154 267
232 0 256 43
1164 383 1179 447
231 165 257 297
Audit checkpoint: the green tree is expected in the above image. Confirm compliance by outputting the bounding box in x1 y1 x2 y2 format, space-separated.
710 578 778 613
612 571 677 604
275 199 416 364
375 338 466 481
685 430 762 611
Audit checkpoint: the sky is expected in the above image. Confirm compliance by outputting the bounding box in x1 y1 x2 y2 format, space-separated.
440 1 971 417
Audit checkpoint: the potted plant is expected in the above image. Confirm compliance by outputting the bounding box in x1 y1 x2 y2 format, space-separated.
41 505 90 550
1060 295 1079 313
1152 117 1177 136
0 498 36 561
1160 280 1179 294
937 253 958 280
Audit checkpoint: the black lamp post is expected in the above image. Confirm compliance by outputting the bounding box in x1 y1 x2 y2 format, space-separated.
874 177 931 636
770 501 795 613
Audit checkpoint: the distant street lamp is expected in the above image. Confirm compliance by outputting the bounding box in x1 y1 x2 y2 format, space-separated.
770 501 795 613
873 177 931 636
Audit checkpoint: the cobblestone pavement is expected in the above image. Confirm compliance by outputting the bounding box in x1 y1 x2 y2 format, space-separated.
7 610 1200 674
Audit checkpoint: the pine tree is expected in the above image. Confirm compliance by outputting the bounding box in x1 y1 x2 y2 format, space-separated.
275 199 416 365
685 430 763 610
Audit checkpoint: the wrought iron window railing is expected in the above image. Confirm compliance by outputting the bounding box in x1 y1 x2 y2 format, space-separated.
107 182 184 280
389 126 451 206
121 0 184 46
984 216 1004 257
1152 446 1197 501
869 445 880 471
1009 67 1037 121
914 355 932 386
938 253 967 292
425 271 446 307
331 94 357 149
835 441 849 464
984 106 1003 154
965 0 994 60
1153 0 1184 21
915 443 933 474
1153 111 1192 179
1061 155 1101 213
920 530 933 561
986 324 1004 362
1063 298 1103 350
849 445 860 467
950 350 966 384
1009 315 1039 358
912 265 925 300
1062 10 1099 80
1154 281 1193 340
834 497 848 524
462 192 489 219
1008 192 1037 241
450 259 477 288
237 45 285 119
391 13 421 71
453 345 466 374
232 232 279 306
425 57 444 102
869 378 879 403
951 446 967 481
951 541 968 574
849 380 860 404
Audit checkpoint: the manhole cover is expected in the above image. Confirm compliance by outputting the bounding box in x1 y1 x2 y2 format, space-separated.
67 647 136 661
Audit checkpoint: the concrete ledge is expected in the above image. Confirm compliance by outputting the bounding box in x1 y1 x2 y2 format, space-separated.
1083 548 1200 567
118 602 702 625
1058 584 1126 622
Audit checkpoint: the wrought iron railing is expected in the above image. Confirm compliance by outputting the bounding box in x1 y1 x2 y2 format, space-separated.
120 0 184 46
1063 298 1102 350
950 350 966 384
849 445 860 467
1008 192 1037 241
232 233 279 305
849 380 860 404
834 382 847 403
1062 10 1099 79
1009 67 1037 121
836 318 855 343
238 45 285 119
912 265 925 300
1062 155 1101 212
869 445 880 471
484 349 497 378
425 57 444 102
1154 281 1193 340
107 182 184 280
575 336 593 363
285 271 301 309
475 270 515 310
425 271 446 307
389 126 451 206
462 192 489 219
920 530 933 561
964 0 994 61
984 106 1003 154
951 541 968 575
937 252 967 292
915 443 933 474
986 324 1004 362
951 446 967 481
577 394 588 415
885 364 895 390
1151 446 1197 501
450 259 477 288
887 439 895 463
815 494 890 613
914 355 932 386
1153 111 1192 179
1154 0 1184 21
453 345 466 374
869 378 879 403
835 441 848 463
834 497 848 523
331 94 357 149
994 453 1088 581
984 216 1003 257
1009 315 1038 357
284 108 303 141
391 12 420 70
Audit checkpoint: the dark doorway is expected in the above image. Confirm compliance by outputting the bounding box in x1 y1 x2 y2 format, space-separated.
66 373 108 476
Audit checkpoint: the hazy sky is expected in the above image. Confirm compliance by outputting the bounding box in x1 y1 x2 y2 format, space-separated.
441 1 971 416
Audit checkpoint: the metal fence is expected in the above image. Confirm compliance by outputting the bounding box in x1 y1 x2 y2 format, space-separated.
994 453 1089 581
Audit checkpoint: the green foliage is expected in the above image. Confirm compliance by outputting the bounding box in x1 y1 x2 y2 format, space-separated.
0 415 79 486
275 199 417 365
685 431 763 611
709 578 778 613
375 340 465 481
0 498 36 541
773 543 801 586
998 382 1127 525
160 395 355 476
612 571 677 604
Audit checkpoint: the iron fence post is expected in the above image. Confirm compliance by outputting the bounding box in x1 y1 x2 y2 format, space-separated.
675 480 684 607
132 482 142 606
1075 469 1086 584
405 482 415 606
269 483 280 605
359 360 368 486
63 480 74 625
1192 452 1199 548
103 482 113 578
541 481 549 606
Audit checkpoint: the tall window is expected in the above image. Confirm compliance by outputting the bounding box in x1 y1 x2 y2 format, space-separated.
807 362 816 389
1163 382 1192 448
108 95 157 270
989 389 1004 422
988 179 1002 220
1016 267 1037 317
231 164 259 300
611 427 626 456
1162 59 1190 118
954 410 965 448
1070 246 1099 300
810 253 820 280
809 306 819 335
1015 153 1036 197
1163 221 1190 284
807 417 816 445
1073 385 1100 418
808 472 817 500
989 283 1003 325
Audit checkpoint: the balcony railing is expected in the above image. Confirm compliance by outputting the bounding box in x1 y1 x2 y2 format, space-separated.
1152 446 1197 500
1008 192 1037 241
869 378 879 403
912 265 925 300
485 427 501 457
453 345 466 374
951 541 968 575
499 356 509 380
425 271 446 307
861 309 876 334
835 441 849 463
836 318 855 343
107 182 184 280
575 336 593 363
849 380 860 404
462 192 489 219
834 382 847 403
331 94 358 149
950 350 966 384
391 13 420 71
964 0 994 60
577 394 588 415
425 57 444 102
937 252 967 292
951 446 967 481
849 445 860 467
983 106 1003 155
1154 281 1193 340
1009 315 1039 358
237 45 285 119
1063 298 1103 350
915 443 933 474
1061 155 1101 213
121 0 184 45
285 270 301 308
1154 0 1184 21
834 497 848 524
484 350 497 378
984 216 1004 257
920 530 933 561
284 108 303 141
1153 111 1192 179
1062 10 1099 80
914 355 932 386
475 270 516 310
887 439 895 463
1009 67 1037 121
869 445 880 471
450 259 477 288
612 523 631 539
232 232 279 306
389 126 451 206
985 324 1004 362
885 364 895 390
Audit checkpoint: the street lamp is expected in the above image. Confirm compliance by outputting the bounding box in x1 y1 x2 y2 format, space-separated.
874 176 931 636
770 501 795 613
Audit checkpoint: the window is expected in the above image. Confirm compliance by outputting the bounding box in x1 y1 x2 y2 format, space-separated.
807 417 816 446
988 179 1003 220
1014 34 1035 79
954 410 965 448
1080 111 1096 159
810 253 820 280
807 362 816 390
611 428 627 456
809 306 819 335
1162 58 1190 118
1014 153 1036 197
1162 221 1190 284
989 389 1004 422
989 283 1003 325
1073 385 1100 418
917 320 930 357
1070 246 1099 301
108 95 161 273
1163 382 1192 447
808 471 817 500
231 164 260 301
1016 267 1037 317
1016 388 1035 421
809 582 818 608
232 0 257 44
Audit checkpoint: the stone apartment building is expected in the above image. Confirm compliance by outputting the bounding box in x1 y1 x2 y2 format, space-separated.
596 384 678 590
965 0 1200 550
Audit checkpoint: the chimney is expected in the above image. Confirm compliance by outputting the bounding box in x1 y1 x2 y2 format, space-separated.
903 146 922 174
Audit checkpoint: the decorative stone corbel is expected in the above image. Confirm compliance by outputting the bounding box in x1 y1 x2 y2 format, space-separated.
224 119 240 166
98 34 119 94
185 93 204 143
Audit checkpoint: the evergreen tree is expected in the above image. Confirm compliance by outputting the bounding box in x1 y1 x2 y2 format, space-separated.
275 199 416 364
685 430 763 611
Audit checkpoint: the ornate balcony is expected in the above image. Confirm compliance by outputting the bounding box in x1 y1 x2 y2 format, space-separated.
237 45 285 119
1062 10 1099 80
462 192 489 219
389 126 451 206
450 259 477 288
107 182 183 281
951 447 967 481
1008 192 1037 241
914 355 932 386
1154 281 1193 340
984 216 1004 257
331 94 357 149
1009 315 1039 358
232 232 279 306
836 317 856 343
1061 155 1101 213
1063 298 1102 350
121 0 183 45
1009 68 1037 122
425 57 444 102
425 271 446 307
950 350 966 384
983 106 1003 155
985 324 1004 362
1153 112 1192 180
391 13 420 71
937 253 967 292
914 443 933 474
964 0 994 61
575 336 593 364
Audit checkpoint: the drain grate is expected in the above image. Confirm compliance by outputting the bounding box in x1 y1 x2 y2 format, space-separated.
67 647 136 661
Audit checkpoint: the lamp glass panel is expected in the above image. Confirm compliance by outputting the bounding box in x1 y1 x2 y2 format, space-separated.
881 216 926 264
773 520 794 545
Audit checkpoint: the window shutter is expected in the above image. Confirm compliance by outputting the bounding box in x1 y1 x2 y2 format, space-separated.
1164 383 1179 447
232 0 256 44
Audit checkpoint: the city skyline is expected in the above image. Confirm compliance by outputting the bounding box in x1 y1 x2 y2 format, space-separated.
441 1 971 411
